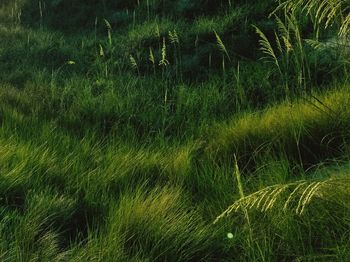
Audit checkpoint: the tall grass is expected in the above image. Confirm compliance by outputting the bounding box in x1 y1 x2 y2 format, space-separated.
276 0 350 37
0 0 349 261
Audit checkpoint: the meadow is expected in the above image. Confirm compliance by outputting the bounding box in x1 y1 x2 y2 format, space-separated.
0 0 349 261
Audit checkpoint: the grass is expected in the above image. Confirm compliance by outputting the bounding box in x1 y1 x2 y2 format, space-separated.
205 86 350 167
0 0 349 261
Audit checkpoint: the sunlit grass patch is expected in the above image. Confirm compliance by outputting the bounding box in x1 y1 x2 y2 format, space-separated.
205 86 350 166
98 186 218 261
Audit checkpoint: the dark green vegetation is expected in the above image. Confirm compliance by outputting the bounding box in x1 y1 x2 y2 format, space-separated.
0 0 349 261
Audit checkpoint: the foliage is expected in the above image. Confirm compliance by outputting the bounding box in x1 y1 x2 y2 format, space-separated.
0 0 349 261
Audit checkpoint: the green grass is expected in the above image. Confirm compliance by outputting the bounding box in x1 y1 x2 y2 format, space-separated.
0 0 349 261
206 86 350 165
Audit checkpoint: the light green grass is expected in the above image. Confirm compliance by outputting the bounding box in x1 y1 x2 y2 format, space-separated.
0 0 349 261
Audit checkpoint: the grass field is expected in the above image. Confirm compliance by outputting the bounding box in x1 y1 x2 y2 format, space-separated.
0 0 349 261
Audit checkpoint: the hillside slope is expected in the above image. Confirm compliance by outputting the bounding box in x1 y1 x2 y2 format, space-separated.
0 0 349 261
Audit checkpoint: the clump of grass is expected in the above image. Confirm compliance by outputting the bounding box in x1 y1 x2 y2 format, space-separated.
75 186 219 261
10 190 75 261
89 142 196 194
276 0 350 37
254 12 311 94
192 8 246 36
205 86 350 166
